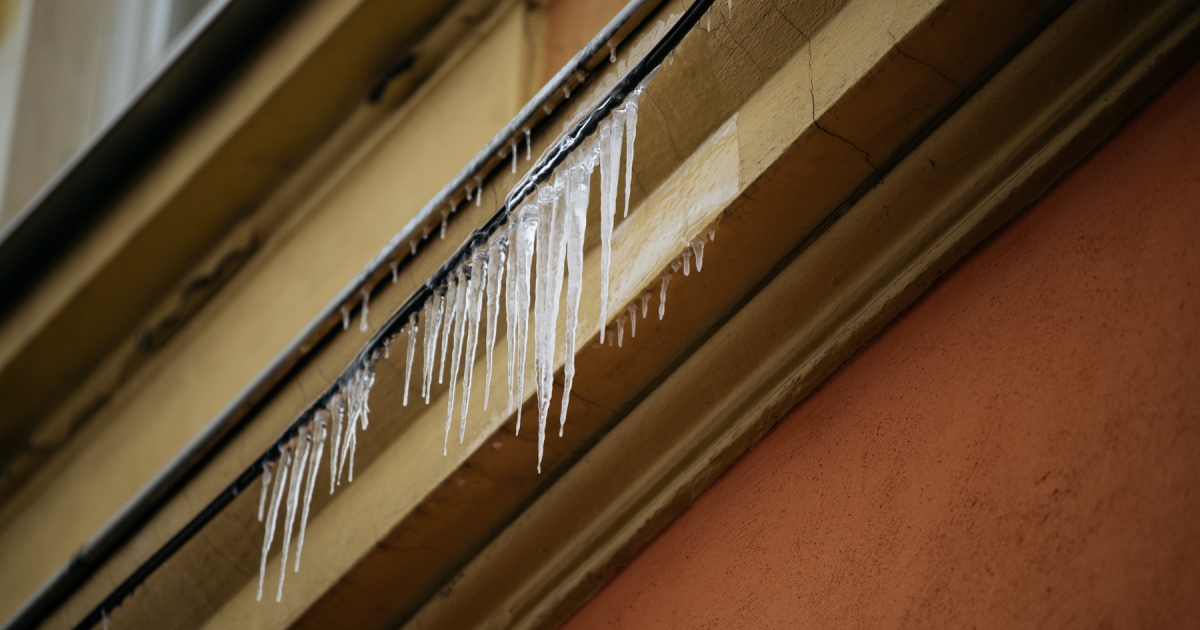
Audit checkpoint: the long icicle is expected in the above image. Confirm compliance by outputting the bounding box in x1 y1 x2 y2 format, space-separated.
277 429 309 601
444 267 467 454
258 444 290 601
484 236 506 410
505 220 519 413
403 313 417 406
439 277 457 385
327 394 344 494
423 292 442 403
513 205 538 435
460 252 486 442
598 110 625 343
560 138 596 438
622 69 656 218
535 175 568 473
257 460 274 522
295 412 326 572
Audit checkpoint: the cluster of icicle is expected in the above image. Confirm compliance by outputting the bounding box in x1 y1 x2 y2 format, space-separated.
380 72 666 478
256 41 730 603
256 362 377 601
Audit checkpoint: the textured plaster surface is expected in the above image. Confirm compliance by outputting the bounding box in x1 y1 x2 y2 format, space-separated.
560 60 1200 629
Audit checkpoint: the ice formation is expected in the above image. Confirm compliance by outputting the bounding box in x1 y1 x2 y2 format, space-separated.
252 21 735 603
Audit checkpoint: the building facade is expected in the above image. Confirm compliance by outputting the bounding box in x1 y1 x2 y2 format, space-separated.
0 0 1196 628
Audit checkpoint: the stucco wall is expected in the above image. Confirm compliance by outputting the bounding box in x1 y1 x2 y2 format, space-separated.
559 59 1200 629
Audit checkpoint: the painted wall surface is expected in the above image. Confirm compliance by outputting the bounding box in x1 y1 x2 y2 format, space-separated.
560 60 1200 628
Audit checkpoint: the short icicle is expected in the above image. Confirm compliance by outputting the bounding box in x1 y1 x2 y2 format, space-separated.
295 412 327 572
627 304 638 338
360 289 370 331
341 307 350 331
691 237 706 271
659 273 671 320
682 249 692 276
640 292 650 318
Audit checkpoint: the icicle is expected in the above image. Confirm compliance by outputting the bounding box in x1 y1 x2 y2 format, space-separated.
440 208 449 239
360 289 370 331
277 430 309 601
609 42 616 63
628 304 638 338
258 445 290 601
483 237 505 410
659 274 671 320
341 307 350 331
560 138 595 438
390 261 399 283
423 225 431 241
564 85 571 99
534 176 569 473
505 220 519 414
511 206 537 434
444 267 467 455
475 176 483 207
296 413 326 572
337 390 356 486
668 49 674 65
598 111 624 344
466 185 473 202
423 293 442 403
439 278 457 384
327 394 344 494
617 315 625 347
102 610 109 630
525 128 532 161
706 8 712 31
682 249 692 276
511 142 518 173
641 292 650 318
729 0 733 12
404 313 417 406
258 460 274 521
384 337 390 359
691 238 705 272
460 252 487 443
410 239 418 255
671 259 682 274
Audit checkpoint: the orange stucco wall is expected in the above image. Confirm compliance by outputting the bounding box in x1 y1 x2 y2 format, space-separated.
560 61 1200 628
